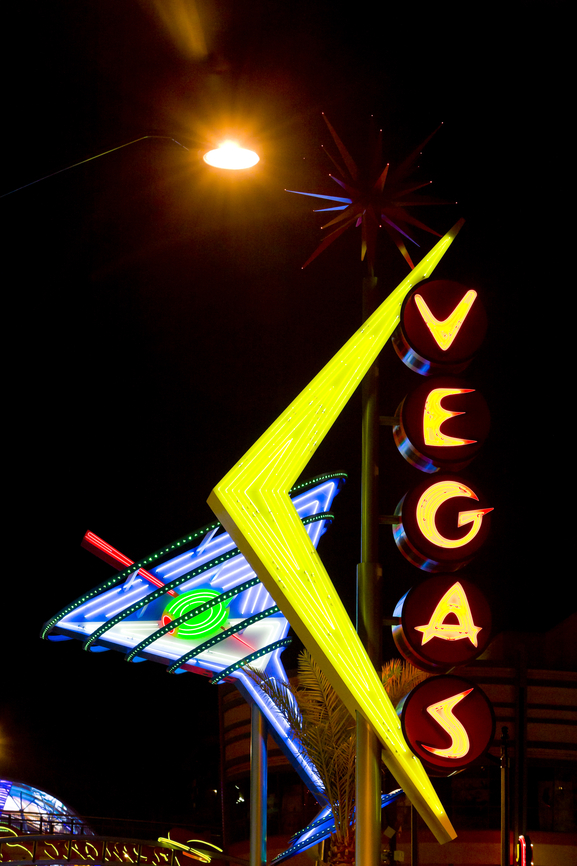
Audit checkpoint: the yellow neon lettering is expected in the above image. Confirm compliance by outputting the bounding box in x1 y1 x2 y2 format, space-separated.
414 582 481 646
209 223 464 844
416 480 493 549
422 688 473 759
414 289 477 351
423 388 476 447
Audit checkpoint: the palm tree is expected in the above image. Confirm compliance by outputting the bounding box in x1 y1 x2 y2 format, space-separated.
250 650 356 865
380 658 429 712
249 651 428 866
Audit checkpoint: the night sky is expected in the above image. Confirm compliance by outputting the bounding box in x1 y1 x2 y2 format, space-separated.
2 0 570 833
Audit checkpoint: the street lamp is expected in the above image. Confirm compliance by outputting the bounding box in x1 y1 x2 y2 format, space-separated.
203 141 260 169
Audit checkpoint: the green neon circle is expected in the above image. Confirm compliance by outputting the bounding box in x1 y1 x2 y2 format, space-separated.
162 589 229 640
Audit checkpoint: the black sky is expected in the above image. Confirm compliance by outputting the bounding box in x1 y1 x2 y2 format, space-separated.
2 0 570 831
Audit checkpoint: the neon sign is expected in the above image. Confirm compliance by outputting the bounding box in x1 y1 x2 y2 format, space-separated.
421 687 473 759
423 387 476 447
415 582 481 646
516 835 534 866
393 474 493 571
414 290 477 352
393 279 487 376
392 575 491 671
394 376 490 473
400 675 495 772
390 272 496 774
208 225 464 844
43 474 345 799
162 589 229 640
416 480 493 549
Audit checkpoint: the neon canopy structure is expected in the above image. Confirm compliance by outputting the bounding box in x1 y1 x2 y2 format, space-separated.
42 474 345 798
208 223 464 844
0 780 90 836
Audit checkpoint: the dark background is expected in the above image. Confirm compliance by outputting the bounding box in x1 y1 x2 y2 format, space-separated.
1 0 570 833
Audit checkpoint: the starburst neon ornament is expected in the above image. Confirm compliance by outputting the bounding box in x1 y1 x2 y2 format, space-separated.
287 115 450 271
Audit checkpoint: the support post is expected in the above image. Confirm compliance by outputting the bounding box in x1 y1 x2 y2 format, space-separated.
501 726 510 866
356 275 382 866
514 648 528 847
411 804 419 865
250 702 267 866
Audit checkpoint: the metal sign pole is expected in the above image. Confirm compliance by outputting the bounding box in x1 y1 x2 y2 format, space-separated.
501 726 510 866
356 275 382 866
250 703 268 866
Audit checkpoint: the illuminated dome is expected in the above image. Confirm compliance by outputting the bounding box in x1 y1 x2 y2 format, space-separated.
0 780 91 835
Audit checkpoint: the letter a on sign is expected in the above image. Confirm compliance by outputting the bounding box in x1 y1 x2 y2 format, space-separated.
415 581 482 646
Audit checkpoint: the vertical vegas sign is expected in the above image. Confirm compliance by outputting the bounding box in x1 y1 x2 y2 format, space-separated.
390 278 495 770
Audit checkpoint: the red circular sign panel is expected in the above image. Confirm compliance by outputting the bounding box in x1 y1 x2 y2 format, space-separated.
401 675 495 772
392 575 492 672
394 376 491 474
392 280 487 376
393 474 493 572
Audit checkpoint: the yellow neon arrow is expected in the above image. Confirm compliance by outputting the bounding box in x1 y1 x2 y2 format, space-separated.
208 221 464 844
414 288 477 351
422 688 473 759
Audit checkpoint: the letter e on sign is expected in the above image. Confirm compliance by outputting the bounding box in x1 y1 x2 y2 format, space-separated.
394 376 490 474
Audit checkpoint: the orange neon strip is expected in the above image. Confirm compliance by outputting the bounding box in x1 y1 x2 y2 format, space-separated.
422 688 473 759
416 481 493 549
414 581 481 646
423 388 476 447
414 290 477 351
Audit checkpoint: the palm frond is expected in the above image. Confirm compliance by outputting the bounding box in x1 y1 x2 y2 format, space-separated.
381 659 430 710
248 653 430 864
247 650 356 842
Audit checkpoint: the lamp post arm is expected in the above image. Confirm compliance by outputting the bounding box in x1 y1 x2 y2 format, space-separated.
1 135 189 199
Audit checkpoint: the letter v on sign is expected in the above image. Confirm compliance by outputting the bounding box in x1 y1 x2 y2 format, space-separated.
415 288 477 351
208 221 464 844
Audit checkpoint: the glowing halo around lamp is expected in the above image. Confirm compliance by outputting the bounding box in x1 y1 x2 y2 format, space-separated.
203 141 259 169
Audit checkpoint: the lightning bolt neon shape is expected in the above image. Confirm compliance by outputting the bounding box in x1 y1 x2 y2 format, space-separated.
208 221 464 844
422 688 474 759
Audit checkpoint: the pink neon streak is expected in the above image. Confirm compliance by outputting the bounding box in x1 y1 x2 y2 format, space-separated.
82 531 178 596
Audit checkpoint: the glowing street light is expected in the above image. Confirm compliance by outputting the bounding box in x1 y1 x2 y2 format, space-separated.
203 141 260 170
